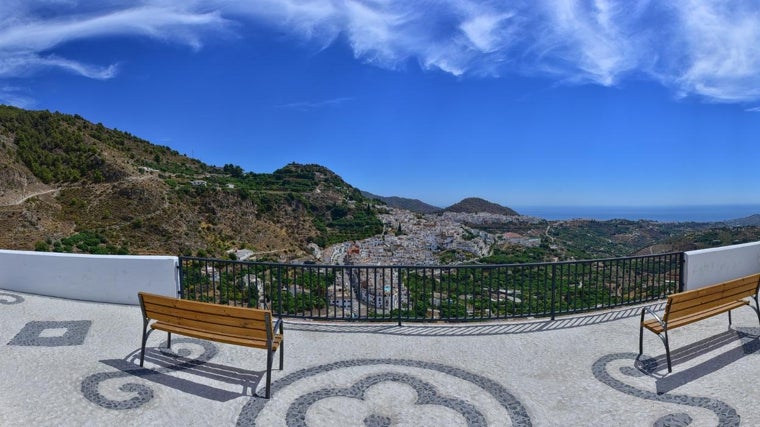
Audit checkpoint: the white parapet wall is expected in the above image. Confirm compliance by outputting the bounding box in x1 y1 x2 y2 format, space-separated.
684 241 760 291
0 249 178 305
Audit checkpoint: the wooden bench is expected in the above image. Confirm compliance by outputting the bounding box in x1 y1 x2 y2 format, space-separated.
639 273 760 372
138 292 284 398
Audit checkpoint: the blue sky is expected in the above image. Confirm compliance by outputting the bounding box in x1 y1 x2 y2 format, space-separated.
2 1 760 208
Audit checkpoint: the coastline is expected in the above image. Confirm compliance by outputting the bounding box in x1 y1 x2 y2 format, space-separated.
513 204 760 223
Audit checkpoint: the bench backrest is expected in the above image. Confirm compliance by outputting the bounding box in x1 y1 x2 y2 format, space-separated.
138 292 273 342
664 273 760 322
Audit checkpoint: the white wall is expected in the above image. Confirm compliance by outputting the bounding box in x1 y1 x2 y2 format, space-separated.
0 250 178 305
684 241 760 290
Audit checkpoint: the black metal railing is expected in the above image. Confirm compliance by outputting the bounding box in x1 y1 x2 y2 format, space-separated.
178 252 684 324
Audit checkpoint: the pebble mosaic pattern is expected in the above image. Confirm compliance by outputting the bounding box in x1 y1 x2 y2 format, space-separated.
592 352 739 426
8 320 91 346
81 338 219 410
0 292 24 305
285 372 487 426
236 358 532 427
594 326 760 426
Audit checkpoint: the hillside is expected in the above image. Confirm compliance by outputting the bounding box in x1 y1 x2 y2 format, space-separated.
725 214 760 227
361 192 441 213
445 197 519 216
0 106 383 258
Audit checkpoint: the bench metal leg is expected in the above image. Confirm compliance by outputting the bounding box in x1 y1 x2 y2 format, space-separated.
648 329 673 373
728 310 732 326
139 318 151 367
663 330 672 373
638 310 645 356
279 341 284 370
265 350 273 399
167 332 172 349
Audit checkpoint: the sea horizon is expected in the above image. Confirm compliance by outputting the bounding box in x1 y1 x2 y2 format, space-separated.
512 204 760 223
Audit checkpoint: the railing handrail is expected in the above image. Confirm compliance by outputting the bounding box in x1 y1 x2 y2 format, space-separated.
178 251 684 270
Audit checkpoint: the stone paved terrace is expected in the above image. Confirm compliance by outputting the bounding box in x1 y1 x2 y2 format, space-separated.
2 289 759 426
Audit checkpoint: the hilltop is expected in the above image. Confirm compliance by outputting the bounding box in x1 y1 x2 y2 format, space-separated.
444 197 519 216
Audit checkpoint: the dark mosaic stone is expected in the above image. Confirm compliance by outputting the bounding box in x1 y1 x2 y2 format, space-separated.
654 413 692 427
81 371 155 410
0 292 24 305
236 358 532 427
592 353 739 427
80 338 218 410
285 372 487 427
8 320 91 346
364 414 391 427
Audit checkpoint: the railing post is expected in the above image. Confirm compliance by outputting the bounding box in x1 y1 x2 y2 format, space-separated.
277 264 283 317
550 263 557 321
397 267 403 327
177 257 184 298
678 252 686 293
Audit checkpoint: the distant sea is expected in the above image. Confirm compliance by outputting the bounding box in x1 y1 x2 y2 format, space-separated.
513 205 760 223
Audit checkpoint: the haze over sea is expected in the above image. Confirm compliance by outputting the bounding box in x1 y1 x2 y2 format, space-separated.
514 205 760 223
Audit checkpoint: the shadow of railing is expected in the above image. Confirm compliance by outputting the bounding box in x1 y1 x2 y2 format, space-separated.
287 303 665 337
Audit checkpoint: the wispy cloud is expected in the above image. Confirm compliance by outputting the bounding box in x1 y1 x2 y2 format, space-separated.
0 85 34 108
277 97 353 111
0 2 229 81
2 1 760 104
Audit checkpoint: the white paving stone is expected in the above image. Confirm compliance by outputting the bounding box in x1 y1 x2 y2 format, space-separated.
0 289 758 426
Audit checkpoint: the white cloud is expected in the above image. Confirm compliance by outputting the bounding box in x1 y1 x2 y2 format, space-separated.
460 12 515 54
3 0 760 104
662 1 760 102
276 97 353 111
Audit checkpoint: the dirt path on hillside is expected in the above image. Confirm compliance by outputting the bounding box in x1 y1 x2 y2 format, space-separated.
0 188 59 207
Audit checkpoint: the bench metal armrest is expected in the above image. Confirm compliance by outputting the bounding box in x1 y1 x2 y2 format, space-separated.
640 306 666 330
273 317 284 335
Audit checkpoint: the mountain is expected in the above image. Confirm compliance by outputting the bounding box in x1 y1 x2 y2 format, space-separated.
0 106 383 258
444 197 519 216
361 191 442 214
724 214 760 227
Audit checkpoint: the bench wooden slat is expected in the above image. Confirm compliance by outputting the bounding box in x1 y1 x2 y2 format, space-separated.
145 310 272 340
141 293 270 321
151 321 282 350
142 302 271 334
666 279 757 321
